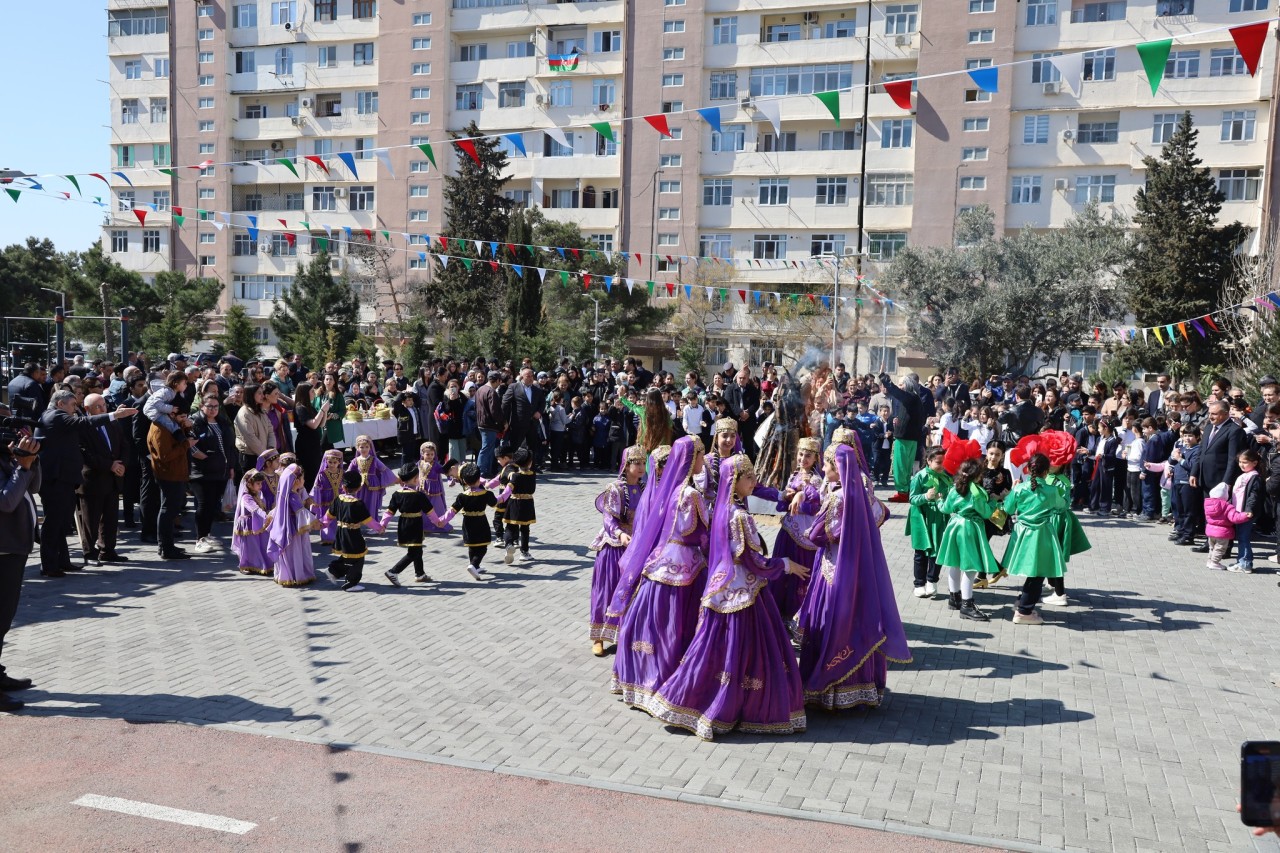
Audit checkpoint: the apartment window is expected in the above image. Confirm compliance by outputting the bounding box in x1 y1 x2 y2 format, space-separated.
1075 175 1116 203
660 180 682 194
663 20 685 33
867 173 913 206
1157 0 1194 12
198 97 215 110
108 9 169 36
656 234 679 248
760 132 797 152
410 112 431 125
592 79 616 106
825 20 857 38
121 99 140 125
812 176 848 206
234 234 257 256
115 145 134 168
802 234 844 259
408 186 430 200
270 234 296 257
353 0 376 19
959 176 986 190
312 186 336 211
154 58 169 78
499 82 526 108
1081 49 1116 81
1078 114 1119 143
709 124 745 152
595 135 617 157
198 188 215 201
749 64 853 96
199 51 214 64
1071 0 1126 20
662 100 683 114
198 232 217 246
868 232 907 261
1228 0 1268 9
244 104 266 119
765 24 803 42
703 178 732 206
410 161 430 173
963 117 990 132
758 178 790 205
709 72 737 101
753 234 787 260
1210 48 1247 77
505 190 532 208
657 208 680 221
1218 168 1261 201
314 0 336 19
666 0 686 5
881 119 914 148
275 47 293 75
459 44 487 62
152 191 170 212
455 84 483 110
234 3 256 27
194 75 213 88
969 0 995 11
1166 50 1200 79
235 50 257 73
549 189 579 209
412 38 432 50
663 74 684 87
413 12 432 25
820 130 860 150
589 233 615 253
197 2 213 16
663 47 685 60
969 29 995 42
1011 176 1042 204
124 60 142 80
1023 114 1049 143
1152 113 1177 143
198 29 213 41
271 1 296 25
712 16 738 44
412 62 431 75
285 193 303 210
242 193 264 211
1031 53 1062 83
353 43 374 65
355 91 378 114
593 30 622 52
884 5 919 33
961 147 989 161
117 192 135 211
548 80 572 106
660 154 682 167
544 133 574 157
700 234 731 257
147 98 167 124
409 210 429 222
110 231 128 253
350 186 375 211
1221 110 1256 142
410 87 431 100
507 41 535 58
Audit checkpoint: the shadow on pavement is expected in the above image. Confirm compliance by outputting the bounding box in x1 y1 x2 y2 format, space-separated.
22 690 323 727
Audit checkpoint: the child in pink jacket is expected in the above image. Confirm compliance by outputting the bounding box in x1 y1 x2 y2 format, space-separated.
1203 483 1251 571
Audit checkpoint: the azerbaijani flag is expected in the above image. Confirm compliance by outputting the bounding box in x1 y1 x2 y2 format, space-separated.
548 53 580 72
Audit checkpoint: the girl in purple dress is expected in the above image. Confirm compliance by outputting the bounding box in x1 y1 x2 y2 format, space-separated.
267 463 318 588
348 434 396 517
769 437 825 624
310 449 344 546
799 444 912 710
257 449 281 512
611 437 710 708
232 469 272 576
647 454 810 741
599 444 672 645
589 445 647 655
417 442 452 535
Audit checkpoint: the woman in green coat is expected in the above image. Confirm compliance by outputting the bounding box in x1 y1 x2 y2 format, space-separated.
936 458 1000 622
1001 453 1067 625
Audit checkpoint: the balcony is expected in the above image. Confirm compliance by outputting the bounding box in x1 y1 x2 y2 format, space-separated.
450 0 623 35
538 206 620 231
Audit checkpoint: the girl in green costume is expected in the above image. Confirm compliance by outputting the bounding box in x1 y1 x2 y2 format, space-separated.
1001 453 1067 625
906 446 951 599
936 458 1000 622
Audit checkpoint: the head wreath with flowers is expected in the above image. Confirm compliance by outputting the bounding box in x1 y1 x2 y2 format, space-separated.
1009 430 1076 468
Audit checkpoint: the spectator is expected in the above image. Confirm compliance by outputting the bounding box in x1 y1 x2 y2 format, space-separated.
189 394 233 554
148 410 195 560
233 383 276 474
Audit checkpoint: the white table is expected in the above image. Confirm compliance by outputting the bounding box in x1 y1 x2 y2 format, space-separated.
333 417 397 449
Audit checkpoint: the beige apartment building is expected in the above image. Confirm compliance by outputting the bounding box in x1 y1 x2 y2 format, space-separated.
105 0 1275 376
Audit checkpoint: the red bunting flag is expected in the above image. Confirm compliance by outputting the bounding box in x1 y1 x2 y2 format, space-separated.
582 273 592 290
188 159 214 170
884 80 914 111
634 253 642 265
133 209 147 226
488 260 499 271
807 293 816 303
738 289 747 302
278 218 288 228
89 173 109 186
665 282 674 296
283 232 296 247
1093 328 1100 341
304 155 330 173
172 206 183 216
1204 314 1219 332
454 139 482 166
643 114 673 138
363 229 373 242
570 248 580 260
1230 21 1269 76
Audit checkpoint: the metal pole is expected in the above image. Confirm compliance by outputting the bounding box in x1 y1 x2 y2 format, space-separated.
592 296 601 360
54 306 65 367
120 308 130 358
101 281 114 361
831 258 840 366
881 299 889 372
852 16 872 373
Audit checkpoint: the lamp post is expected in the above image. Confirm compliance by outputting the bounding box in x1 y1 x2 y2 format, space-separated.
42 287 67 366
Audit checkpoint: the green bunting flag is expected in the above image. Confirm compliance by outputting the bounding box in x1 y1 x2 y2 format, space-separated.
277 158 299 177
559 270 569 287
380 230 390 242
461 257 474 270
590 122 615 143
814 90 841 127
172 214 185 228
315 236 329 251
4 189 19 203
159 168 175 177
418 142 437 170
65 176 80 196
1136 38 1172 95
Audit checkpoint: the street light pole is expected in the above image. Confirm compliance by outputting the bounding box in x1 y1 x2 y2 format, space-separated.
589 294 602 359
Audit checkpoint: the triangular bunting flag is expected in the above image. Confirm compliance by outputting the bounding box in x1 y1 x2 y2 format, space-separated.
315 236 328 251
684 284 692 299
65 176 81 195
304 155 330 173
1049 53 1085 96
417 142 437 170
646 282 655 295
665 282 674 296
755 100 782 136
1136 39 1173 95
461 257 474 271
284 232 296 248
131 208 145 225
1230 21 1269 76
380 230 390 242
158 168 174 177
4 188 19 203
696 107 722 133
112 171 134 187
1190 319 1206 337
504 133 527 157
590 122 615 143
643 114 672 137
536 268 548 282
278 158 299 177
1177 321 1188 341
625 278 635 294
883 80 914 110
1204 315 1219 332
211 220 225 231
278 218 288 228
455 139 482 167
375 149 395 177
1269 293 1280 310
967 66 998 93
172 214 185 228
246 215 258 242
1165 324 1176 341
512 264 524 277
544 126 572 153
438 255 450 268
89 173 109 186
559 270 569 287
337 151 358 177
814 90 841 126
582 273 592 290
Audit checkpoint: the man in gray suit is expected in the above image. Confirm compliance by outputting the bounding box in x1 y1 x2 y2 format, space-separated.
0 428 41 712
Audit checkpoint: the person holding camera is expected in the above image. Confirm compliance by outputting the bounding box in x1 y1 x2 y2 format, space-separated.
0 429 42 712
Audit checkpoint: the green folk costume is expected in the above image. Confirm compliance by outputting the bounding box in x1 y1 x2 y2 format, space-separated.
905 467 952 554
1000 478 1067 579
891 439 917 493
1045 472 1091 563
935 484 1002 575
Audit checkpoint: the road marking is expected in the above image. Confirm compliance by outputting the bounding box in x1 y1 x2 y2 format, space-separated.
72 795 256 835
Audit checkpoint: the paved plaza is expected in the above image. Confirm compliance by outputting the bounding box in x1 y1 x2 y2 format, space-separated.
7 469 1280 852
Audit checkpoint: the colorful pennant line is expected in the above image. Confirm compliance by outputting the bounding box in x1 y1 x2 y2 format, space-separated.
1094 291 1280 346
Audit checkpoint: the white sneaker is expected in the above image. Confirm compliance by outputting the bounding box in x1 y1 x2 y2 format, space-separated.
924 581 937 596
467 565 483 581
504 544 515 565
1044 593 1070 607
520 550 534 563
383 570 402 587
1226 563 1254 574
203 536 222 552
191 538 211 554
913 586 931 598
343 584 365 592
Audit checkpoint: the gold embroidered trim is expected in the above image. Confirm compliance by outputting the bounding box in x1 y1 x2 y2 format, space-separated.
335 521 364 529
330 548 368 559
631 640 655 655
644 693 806 741
276 577 315 588
511 493 534 499
238 566 271 576
399 512 423 518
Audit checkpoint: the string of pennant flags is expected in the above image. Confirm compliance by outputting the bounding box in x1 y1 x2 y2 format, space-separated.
2 18 1272 186
1095 291 1280 348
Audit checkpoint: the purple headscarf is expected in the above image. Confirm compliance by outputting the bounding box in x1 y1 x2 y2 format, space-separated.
265 463 304 563
702 454 753 600
604 437 697 620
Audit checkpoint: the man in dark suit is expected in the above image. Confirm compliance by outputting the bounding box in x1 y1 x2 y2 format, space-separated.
1010 385 1045 439
723 368 761 461
35 390 136 576
76 393 128 566
1146 373 1172 415
942 367 971 410
1189 400 1244 553
502 367 547 454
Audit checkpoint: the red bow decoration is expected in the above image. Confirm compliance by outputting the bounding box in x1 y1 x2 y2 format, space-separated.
942 437 981 476
1009 430 1077 469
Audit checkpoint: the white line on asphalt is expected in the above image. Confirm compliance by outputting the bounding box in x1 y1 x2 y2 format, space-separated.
72 795 256 835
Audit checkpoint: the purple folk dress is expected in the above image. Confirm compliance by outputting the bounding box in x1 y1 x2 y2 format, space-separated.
418 458 452 535
257 449 280 513
589 479 643 642
310 449 344 546
232 478 271 576
647 455 806 741
798 444 912 710
768 466 824 623
610 483 709 707
348 447 396 517
267 464 317 588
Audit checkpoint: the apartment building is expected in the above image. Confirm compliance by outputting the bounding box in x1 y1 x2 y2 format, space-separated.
104 0 1275 375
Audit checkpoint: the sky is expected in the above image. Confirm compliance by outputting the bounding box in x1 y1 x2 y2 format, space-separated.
0 6 107 254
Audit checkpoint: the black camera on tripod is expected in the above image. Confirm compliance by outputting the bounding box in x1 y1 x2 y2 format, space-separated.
0 416 39 454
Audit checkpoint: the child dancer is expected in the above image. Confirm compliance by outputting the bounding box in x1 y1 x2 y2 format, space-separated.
1204 482 1251 571
232 469 272 577
974 440 1012 589
348 434 396 517
936 455 999 621
799 444 912 710
502 449 537 564
417 442 453 535
1228 449 1264 573
590 446 646 656
769 437 824 625
257 449 281 512
647 455 809 740
267 463 318 588
451 463 512 581
1040 432 1091 606
326 470 383 592
906 446 951 599
490 444 515 542
600 444 673 645
380 463 451 586
1003 453 1068 625
698 418 741 508
310 449 344 547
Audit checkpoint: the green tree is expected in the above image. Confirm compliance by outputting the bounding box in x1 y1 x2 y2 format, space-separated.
426 121 512 333
139 271 223 356
884 204 1130 377
505 209 542 338
0 237 70 346
63 242 151 358
1124 111 1249 378
271 251 361 368
218 303 260 362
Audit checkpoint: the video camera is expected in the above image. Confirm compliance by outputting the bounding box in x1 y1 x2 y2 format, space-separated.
0 415 39 454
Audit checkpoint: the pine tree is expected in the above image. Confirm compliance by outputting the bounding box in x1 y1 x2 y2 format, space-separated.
218 303 260 362
140 271 223 356
270 251 360 368
1125 111 1249 377
505 209 542 338
427 121 512 332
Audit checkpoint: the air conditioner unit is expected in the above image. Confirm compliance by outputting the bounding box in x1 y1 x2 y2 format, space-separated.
535 94 546 106
260 243 275 255
334 186 347 198
894 33 910 46
289 116 303 126
270 140 283 151
598 103 611 111
301 97 314 109
283 21 293 31
1042 81 1060 95
853 120 864 136
1062 129 1074 142
329 257 343 271
740 96 754 110
1054 178 1069 191
803 12 819 24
